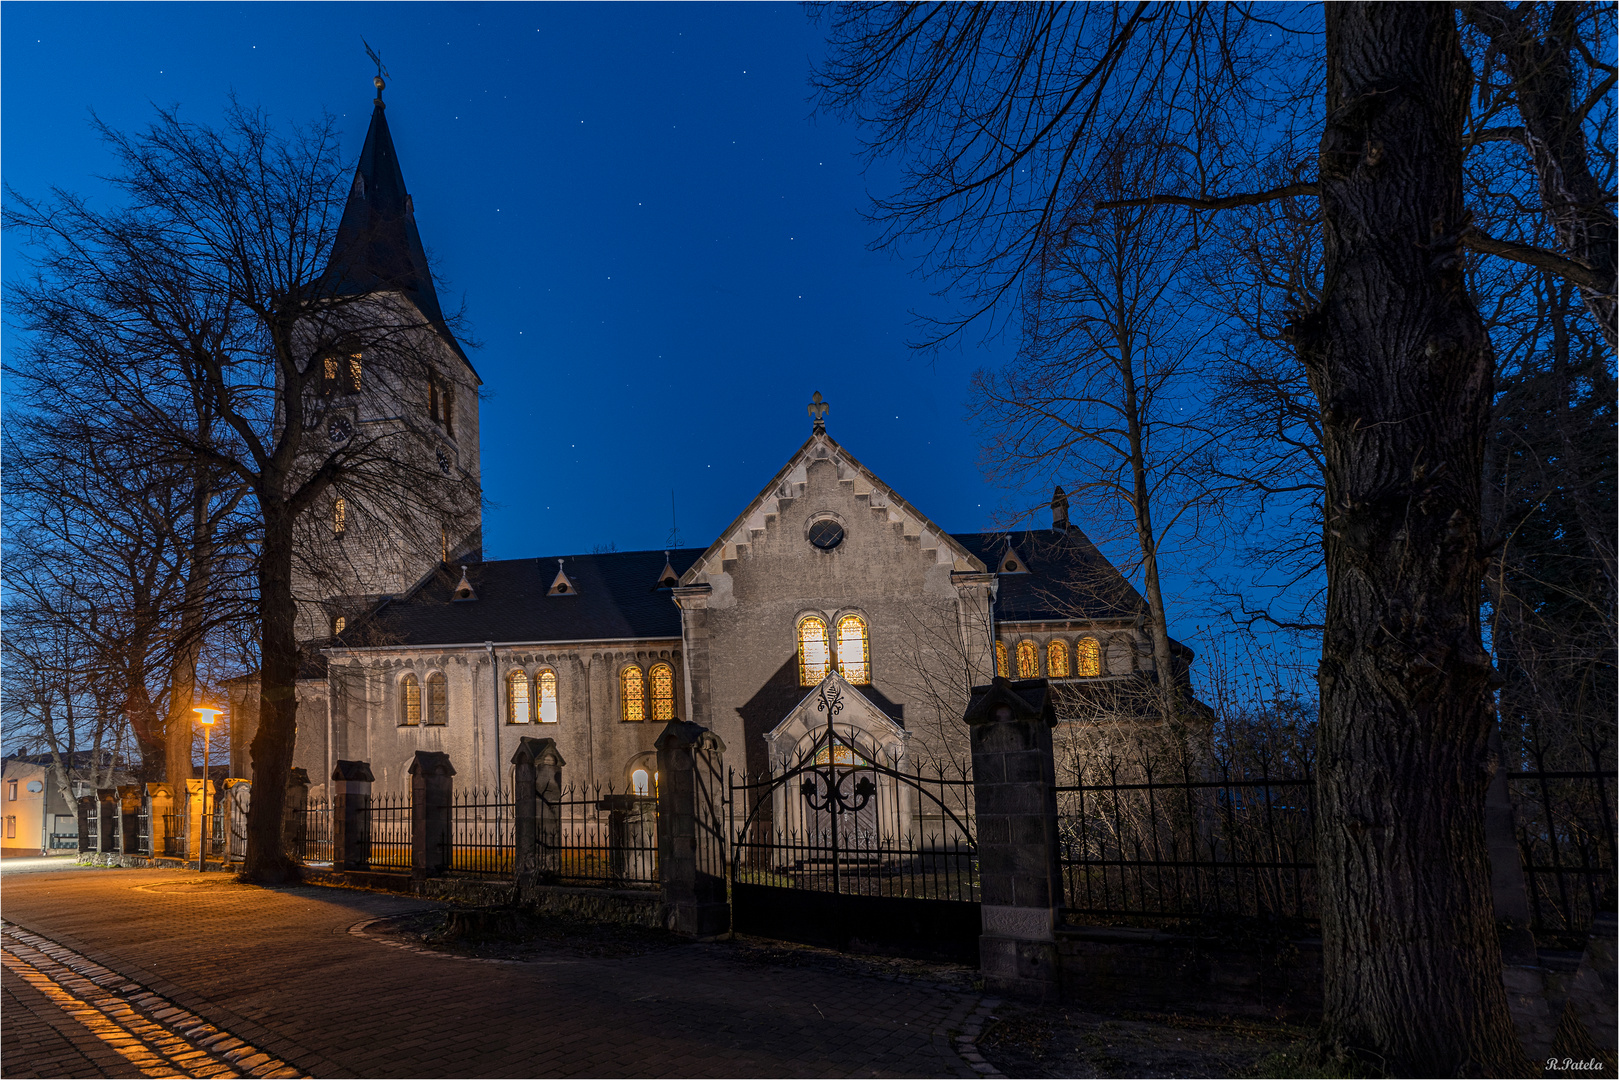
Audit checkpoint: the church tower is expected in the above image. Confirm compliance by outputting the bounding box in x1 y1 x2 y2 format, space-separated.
293 76 483 641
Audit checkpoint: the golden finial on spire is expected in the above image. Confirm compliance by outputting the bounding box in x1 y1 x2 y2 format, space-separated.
808 391 829 433
363 38 389 105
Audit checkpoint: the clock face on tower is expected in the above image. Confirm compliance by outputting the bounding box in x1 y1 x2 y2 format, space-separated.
327 416 352 444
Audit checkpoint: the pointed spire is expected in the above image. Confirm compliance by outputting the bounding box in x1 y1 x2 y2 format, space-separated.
1051 486 1070 530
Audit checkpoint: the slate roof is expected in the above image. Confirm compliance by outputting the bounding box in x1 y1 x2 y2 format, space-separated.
343 549 706 648
321 97 472 369
952 528 1146 623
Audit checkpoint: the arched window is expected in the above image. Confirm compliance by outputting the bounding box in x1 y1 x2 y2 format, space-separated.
428 372 440 421
1016 640 1039 678
333 497 346 535
536 669 558 724
322 355 340 394
400 674 421 727
798 617 830 685
333 616 346 635
995 640 1008 678
836 615 870 685
649 663 675 721
1047 639 1069 678
508 670 531 724
1076 636 1102 677
426 672 448 725
347 353 363 393
620 665 645 722
444 387 456 437
631 769 651 796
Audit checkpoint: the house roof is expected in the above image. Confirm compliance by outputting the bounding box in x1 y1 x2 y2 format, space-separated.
320 95 472 370
952 528 1146 624
339 548 707 648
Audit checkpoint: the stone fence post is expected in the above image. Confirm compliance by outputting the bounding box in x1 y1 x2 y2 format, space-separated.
282 768 309 858
331 760 374 871
117 785 144 855
511 738 563 891
96 789 119 854
146 783 174 858
655 719 730 938
966 676 1063 1000
409 751 454 880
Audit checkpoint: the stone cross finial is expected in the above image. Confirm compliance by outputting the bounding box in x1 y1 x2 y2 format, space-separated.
808 391 829 432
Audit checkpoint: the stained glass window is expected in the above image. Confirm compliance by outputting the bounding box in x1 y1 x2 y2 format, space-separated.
334 616 346 635
798 617 830 685
1017 640 1039 678
334 498 346 534
621 665 645 722
323 355 339 393
400 674 421 726
537 669 558 723
836 615 870 685
812 741 871 767
1077 636 1102 677
1047 639 1069 678
508 670 531 724
348 353 362 393
427 672 448 725
996 641 1008 678
650 663 674 721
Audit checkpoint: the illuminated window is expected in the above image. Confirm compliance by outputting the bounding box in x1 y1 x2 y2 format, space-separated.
1047 639 1069 678
813 740 871 767
996 640 1008 678
322 355 339 394
537 669 558 723
424 672 448 724
1016 639 1039 678
798 616 830 685
508 670 531 724
1077 636 1102 677
631 769 650 796
6 781 15 801
400 674 421 727
5 817 13 840
333 497 346 535
836 615 870 685
347 353 363 393
334 616 346 635
650 663 674 721
621 666 645 722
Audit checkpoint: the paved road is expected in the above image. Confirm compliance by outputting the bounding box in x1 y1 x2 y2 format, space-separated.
1 867 985 1078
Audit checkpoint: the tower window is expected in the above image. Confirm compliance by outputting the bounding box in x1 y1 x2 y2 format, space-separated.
428 372 440 421
537 669 558 724
322 355 339 395
426 672 448 725
1016 639 1039 679
334 616 346 635
400 674 421 727
996 640 1008 678
1047 639 1070 678
650 663 675 721
836 615 870 685
347 353 363 393
798 616 830 686
444 387 456 437
1077 636 1102 677
620 665 645 722
334 497 346 535
508 670 531 724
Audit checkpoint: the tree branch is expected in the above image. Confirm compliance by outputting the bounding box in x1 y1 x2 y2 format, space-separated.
1462 228 1614 295
1095 182 1318 212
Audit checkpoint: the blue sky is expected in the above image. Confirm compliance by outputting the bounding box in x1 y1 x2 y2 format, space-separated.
4 2 1023 560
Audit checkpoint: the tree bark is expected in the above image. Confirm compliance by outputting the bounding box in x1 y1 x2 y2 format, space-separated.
240 503 302 883
1119 342 1178 711
1300 5 1524 1073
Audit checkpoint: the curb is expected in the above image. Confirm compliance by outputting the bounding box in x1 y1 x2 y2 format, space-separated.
954 995 1006 1076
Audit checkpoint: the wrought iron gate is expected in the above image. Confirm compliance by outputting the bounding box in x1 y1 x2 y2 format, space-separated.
728 686 979 962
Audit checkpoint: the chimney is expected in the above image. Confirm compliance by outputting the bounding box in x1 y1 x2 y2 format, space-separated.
1051 486 1070 530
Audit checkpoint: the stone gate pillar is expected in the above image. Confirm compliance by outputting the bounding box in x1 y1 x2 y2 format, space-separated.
966 677 1063 1000
655 719 729 938
146 783 174 858
331 760 374 872
282 768 309 858
96 789 119 854
117 785 144 855
511 738 562 891
76 795 95 855
409 751 454 880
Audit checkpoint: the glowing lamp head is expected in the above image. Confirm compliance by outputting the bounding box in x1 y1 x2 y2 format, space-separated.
193 706 223 727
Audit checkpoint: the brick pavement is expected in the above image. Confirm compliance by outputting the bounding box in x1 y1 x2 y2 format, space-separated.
1 868 983 1078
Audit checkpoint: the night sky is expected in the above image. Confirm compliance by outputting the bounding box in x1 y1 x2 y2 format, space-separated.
4 3 1020 560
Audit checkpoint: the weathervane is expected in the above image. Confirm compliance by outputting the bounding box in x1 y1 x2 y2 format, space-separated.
363 39 390 104
808 391 829 433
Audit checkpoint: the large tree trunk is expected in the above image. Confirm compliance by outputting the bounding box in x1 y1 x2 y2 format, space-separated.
1300 5 1524 1073
240 504 302 883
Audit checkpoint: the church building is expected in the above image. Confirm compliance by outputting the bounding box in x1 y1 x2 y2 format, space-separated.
229 89 1191 800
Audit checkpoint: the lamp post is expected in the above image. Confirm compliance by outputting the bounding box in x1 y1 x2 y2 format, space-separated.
193 706 222 871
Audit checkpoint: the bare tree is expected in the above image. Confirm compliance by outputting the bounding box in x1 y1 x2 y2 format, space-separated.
6 100 480 883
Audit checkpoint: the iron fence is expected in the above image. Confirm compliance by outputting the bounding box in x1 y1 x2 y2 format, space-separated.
292 797 333 864
1057 751 1316 922
445 789 514 878
545 785 659 889
162 812 186 858
361 790 413 871
1509 757 1616 944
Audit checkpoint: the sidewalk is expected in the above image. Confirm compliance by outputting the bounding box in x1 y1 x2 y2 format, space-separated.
1 866 985 1078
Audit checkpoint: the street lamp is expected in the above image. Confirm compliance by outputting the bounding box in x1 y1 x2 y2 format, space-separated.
193 706 222 872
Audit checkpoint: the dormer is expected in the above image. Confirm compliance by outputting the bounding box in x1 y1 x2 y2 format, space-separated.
549 559 577 596
451 565 477 602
